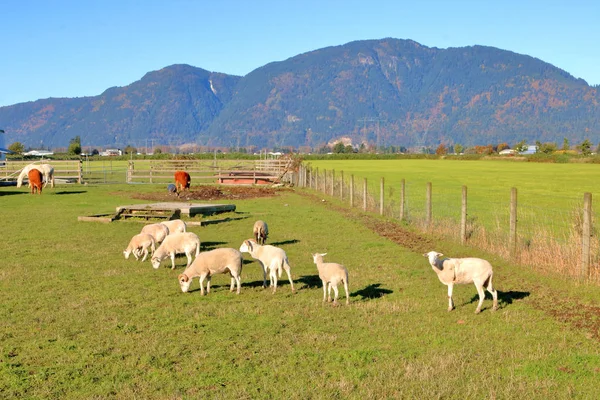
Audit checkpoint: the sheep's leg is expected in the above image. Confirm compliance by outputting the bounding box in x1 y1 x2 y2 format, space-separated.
185 251 193 268
474 282 485 314
206 277 211 294
486 275 499 311
230 277 235 292
332 284 339 305
199 275 206 296
270 268 278 293
447 284 455 311
327 283 333 303
322 280 328 302
343 279 349 305
141 248 149 262
170 253 176 270
259 261 267 288
284 265 295 292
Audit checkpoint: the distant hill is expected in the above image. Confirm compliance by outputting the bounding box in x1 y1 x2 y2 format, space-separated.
1 38 599 149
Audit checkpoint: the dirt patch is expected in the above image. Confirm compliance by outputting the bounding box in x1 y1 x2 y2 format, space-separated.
130 185 284 202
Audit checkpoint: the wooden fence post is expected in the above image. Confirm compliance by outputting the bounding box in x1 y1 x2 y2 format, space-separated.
340 170 344 200
581 192 592 281
461 186 467 244
350 175 354 208
426 182 432 229
331 170 335 196
400 179 405 221
510 187 518 259
380 177 385 215
315 168 319 191
127 161 134 183
363 178 367 212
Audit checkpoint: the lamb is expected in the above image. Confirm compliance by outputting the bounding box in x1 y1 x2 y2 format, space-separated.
174 170 191 194
28 169 43 194
17 163 54 188
423 251 498 314
140 223 169 244
253 220 269 245
178 248 243 295
311 253 349 305
151 232 201 270
123 233 156 262
239 239 295 293
161 219 187 234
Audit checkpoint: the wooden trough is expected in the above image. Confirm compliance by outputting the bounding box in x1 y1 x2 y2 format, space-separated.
78 202 236 223
215 171 281 185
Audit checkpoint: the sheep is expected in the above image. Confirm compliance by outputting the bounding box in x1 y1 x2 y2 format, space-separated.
311 253 349 305
174 170 191 194
161 219 187 234
28 169 43 194
178 247 243 295
123 233 156 262
140 223 169 244
253 220 269 245
423 251 498 314
151 232 201 270
239 239 295 293
17 163 54 188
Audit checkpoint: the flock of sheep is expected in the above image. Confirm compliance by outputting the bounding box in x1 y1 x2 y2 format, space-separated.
124 218 499 312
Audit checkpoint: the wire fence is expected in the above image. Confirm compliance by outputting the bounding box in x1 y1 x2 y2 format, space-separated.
298 164 599 283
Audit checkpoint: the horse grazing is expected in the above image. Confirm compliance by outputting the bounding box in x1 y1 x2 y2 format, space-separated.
17 163 55 188
174 171 191 194
28 169 43 194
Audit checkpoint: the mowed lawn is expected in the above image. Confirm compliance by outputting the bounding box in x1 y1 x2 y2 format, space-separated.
1 183 600 399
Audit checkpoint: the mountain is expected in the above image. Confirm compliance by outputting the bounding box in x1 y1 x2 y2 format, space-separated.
1 38 599 149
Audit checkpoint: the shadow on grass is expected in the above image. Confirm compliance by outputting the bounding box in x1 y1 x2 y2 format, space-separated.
297 275 321 290
351 283 393 300
465 290 530 309
201 216 249 226
201 241 228 251
0 191 23 196
269 239 300 246
54 191 88 195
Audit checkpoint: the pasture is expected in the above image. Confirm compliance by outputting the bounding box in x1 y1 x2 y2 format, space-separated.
1 180 600 398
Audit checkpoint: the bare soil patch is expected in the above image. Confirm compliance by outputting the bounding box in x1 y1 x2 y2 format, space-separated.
130 185 284 202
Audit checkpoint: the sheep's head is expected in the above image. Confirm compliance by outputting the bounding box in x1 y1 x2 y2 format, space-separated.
423 251 443 266
178 274 191 293
123 249 131 259
312 253 327 264
151 257 161 270
239 239 256 253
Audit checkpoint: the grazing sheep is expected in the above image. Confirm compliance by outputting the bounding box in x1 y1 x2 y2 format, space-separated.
311 253 349 305
174 170 191 194
151 232 201 270
161 219 187 234
123 233 156 262
17 163 54 188
28 169 43 194
141 223 169 244
178 248 243 295
423 251 498 314
239 239 295 293
253 220 269 245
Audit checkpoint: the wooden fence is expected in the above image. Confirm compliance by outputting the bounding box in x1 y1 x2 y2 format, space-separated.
0 160 83 184
298 164 598 283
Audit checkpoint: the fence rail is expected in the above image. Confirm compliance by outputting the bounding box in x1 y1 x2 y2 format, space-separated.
299 164 599 283
0 160 83 183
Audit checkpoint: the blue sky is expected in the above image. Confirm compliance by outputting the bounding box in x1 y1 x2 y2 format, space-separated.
1 0 598 108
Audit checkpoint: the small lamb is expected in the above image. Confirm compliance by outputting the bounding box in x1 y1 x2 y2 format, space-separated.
239 239 295 293
162 219 187 234
253 220 269 245
178 248 243 295
151 232 201 270
141 223 169 244
123 233 156 262
423 251 498 313
312 253 349 305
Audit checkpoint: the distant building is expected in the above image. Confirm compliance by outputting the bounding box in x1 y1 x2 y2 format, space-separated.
100 149 122 156
520 145 538 155
23 150 54 157
499 149 518 155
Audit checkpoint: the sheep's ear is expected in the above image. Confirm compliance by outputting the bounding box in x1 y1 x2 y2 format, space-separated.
320 253 327 257
438 253 444 257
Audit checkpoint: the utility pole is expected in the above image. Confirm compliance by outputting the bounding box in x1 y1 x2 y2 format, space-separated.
358 117 387 152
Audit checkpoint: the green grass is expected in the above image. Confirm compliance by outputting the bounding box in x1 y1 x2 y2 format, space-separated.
1 183 600 398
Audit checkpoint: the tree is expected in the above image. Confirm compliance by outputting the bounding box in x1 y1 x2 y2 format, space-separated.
124 145 137 155
538 142 557 154
8 142 25 154
435 144 447 155
68 136 82 155
454 144 464 154
577 139 593 156
497 143 509 152
514 140 528 153
562 137 570 151
332 142 345 153
344 145 354 153
154 148 162 154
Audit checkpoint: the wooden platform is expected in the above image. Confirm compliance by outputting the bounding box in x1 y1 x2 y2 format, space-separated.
78 202 236 223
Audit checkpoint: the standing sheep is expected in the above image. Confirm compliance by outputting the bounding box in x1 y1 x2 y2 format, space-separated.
123 233 156 262
311 253 349 305
28 169 43 194
423 251 498 313
239 239 295 293
253 220 269 245
162 219 187 234
141 223 169 244
178 248 243 295
151 232 201 270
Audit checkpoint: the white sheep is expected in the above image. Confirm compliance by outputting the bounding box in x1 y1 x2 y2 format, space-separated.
311 253 349 305
17 163 55 188
151 232 201 270
423 251 498 314
123 233 156 262
239 239 295 293
178 248 243 295
253 220 269 244
162 219 187 234
141 223 169 244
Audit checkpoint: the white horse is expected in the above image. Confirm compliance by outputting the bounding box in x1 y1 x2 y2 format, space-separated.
16 163 55 188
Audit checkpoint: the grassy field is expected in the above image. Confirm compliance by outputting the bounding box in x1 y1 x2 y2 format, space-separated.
1 182 600 399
